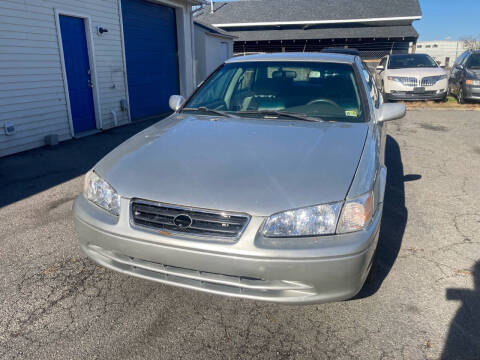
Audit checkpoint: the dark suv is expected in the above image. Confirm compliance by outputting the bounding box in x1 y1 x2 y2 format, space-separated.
449 50 480 103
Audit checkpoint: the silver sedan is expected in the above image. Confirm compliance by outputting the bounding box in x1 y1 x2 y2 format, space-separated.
73 53 405 304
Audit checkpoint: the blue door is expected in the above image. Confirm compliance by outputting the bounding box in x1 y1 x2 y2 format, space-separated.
122 0 180 120
59 15 96 134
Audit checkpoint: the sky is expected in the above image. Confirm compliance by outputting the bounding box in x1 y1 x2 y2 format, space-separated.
214 0 480 42
416 0 480 41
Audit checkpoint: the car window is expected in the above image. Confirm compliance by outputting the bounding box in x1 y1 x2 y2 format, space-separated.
466 54 480 69
454 52 468 66
185 61 365 123
388 54 438 69
460 53 470 66
190 66 238 107
361 62 379 108
379 57 387 68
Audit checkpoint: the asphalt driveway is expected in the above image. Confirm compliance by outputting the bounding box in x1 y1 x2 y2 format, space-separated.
0 110 479 360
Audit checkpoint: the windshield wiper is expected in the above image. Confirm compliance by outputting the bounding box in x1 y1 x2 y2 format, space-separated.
182 107 232 117
236 110 323 122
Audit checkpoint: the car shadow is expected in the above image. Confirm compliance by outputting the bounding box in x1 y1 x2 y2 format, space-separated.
0 117 162 208
441 261 480 359
356 134 419 298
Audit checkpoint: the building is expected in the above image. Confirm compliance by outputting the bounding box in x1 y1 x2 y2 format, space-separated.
411 40 468 68
194 21 235 84
0 0 199 157
195 0 422 60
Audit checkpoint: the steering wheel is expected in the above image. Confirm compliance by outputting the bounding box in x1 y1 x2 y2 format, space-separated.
306 98 341 108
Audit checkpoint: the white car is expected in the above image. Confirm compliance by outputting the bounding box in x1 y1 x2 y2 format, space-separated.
375 54 448 101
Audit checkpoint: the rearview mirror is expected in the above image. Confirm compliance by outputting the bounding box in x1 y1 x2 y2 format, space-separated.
169 95 185 112
378 103 406 122
376 65 384 71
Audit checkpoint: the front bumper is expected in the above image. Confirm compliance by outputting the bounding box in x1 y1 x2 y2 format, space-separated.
384 78 447 101
73 195 381 305
385 91 447 101
464 85 480 101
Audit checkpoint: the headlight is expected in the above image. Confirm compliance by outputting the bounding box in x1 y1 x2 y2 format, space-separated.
387 76 404 83
83 170 121 216
466 79 480 86
262 202 343 237
337 191 374 234
423 74 447 83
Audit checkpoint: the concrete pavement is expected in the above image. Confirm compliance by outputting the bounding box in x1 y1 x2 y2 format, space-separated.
1 110 479 360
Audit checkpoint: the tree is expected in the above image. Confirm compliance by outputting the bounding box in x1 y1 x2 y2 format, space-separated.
461 36 480 50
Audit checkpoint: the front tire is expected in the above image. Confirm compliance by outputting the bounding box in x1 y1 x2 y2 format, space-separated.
457 87 466 104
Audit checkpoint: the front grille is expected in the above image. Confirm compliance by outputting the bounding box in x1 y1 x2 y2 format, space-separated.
397 77 418 87
405 90 437 96
131 199 250 240
421 76 439 87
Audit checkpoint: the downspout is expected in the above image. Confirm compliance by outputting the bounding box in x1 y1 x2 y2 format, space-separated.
190 5 197 89
111 110 118 127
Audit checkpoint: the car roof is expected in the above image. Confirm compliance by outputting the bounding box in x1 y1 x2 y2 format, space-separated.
226 52 356 65
389 53 429 58
321 48 361 56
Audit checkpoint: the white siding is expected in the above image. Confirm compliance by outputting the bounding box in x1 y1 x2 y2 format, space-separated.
0 0 129 157
194 24 234 85
194 25 207 84
410 40 468 68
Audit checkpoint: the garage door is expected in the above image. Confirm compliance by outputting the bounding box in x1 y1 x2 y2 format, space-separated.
121 0 180 120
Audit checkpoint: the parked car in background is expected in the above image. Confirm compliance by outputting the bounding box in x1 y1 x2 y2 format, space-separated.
449 50 480 103
375 53 448 101
73 53 406 305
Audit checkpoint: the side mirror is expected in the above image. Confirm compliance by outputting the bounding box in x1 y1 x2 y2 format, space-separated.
376 65 384 71
378 103 406 122
169 95 185 112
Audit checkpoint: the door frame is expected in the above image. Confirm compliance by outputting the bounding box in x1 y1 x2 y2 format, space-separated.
54 9 102 136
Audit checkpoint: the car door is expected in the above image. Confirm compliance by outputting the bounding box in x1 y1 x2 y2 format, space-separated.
451 52 467 94
359 59 385 166
457 53 470 91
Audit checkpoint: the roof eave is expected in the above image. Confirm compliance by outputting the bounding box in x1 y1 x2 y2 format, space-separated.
212 16 422 28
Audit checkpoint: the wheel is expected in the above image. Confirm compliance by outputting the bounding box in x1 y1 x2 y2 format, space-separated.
457 87 466 104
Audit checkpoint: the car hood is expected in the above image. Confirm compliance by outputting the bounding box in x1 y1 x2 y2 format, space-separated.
95 114 368 216
466 69 480 78
386 67 446 77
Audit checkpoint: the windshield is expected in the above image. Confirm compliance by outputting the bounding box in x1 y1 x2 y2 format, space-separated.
466 54 480 69
184 61 365 123
388 54 438 69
